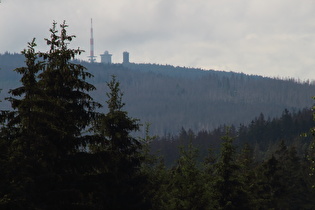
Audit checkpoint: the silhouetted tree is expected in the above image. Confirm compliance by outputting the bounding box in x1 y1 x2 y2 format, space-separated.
212 129 251 210
0 22 100 209
168 140 208 210
91 75 148 209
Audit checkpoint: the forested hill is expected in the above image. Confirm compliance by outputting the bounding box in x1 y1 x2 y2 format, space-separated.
151 108 315 166
1 53 315 135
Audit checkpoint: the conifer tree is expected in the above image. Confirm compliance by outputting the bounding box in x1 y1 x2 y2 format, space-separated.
255 154 285 209
168 139 208 210
0 22 101 209
254 141 308 209
274 142 315 209
38 21 100 156
212 129 250 210
283 146 313 208
140 123 170 210
203 147 217 209
36 21 100 208
236 143 257 208
309 99 315 188
0 39 47 209
91 75 148 209
309 139 315 188
0 93 11 208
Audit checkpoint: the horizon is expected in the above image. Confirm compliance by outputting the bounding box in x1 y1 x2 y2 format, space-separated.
1 0 315 80
1 51 314 84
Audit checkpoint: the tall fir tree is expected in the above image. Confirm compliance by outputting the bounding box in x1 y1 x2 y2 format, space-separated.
167 139 208 210
309 97 315 189
236 143 257 208
38 21 100 156
91 75 148 209
0 22 101 209
0 39 48 209
38 21 101 209
212 129 251 210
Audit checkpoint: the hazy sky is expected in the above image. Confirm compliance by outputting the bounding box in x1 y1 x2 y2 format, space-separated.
1 0 315 80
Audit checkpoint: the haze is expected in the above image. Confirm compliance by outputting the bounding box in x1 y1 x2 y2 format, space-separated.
1 0 315 80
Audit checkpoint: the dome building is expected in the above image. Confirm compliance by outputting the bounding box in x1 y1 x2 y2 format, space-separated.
100 51 112 64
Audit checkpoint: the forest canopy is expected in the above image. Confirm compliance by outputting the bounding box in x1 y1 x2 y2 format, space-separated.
1 22 315 209
1 52 315 135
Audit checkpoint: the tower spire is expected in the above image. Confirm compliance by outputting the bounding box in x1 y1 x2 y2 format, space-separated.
88 18 96 62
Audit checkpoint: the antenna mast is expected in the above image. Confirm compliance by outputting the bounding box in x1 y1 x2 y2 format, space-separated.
88 18 96 62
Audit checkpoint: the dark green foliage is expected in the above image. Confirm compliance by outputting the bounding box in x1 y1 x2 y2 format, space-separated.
0 22 101 209
2 21 315 210
140 124 171 210
37 21 100 153
211 129 251 210
2 53 315 136
252 141 315 209
309 139 315 188
151 108 314 165
168 141 208 210
308 98 315 189
147 126 315 209
90 75 149 209
0 39 47 209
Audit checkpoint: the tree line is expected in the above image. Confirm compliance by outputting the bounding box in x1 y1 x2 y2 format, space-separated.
2 49 315 136
1 22 315 209
151 108 315 166
0 22 147 209
87 62 315 136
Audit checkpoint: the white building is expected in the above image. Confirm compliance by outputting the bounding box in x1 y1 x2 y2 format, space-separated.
100 51 112 64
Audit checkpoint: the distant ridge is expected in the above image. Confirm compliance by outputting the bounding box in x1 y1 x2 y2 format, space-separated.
1 53 315 135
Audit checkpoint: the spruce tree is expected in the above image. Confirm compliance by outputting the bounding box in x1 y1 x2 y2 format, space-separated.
203 147 217 209
309 99 315 188
273 142 314 209
91 75 148 209
140 123 170 210
212 129 250 210
168 141 208 210
236 143 257 208
0 22 101 209
0 39 47 209
255 154 284 209
38 21 100 156
35 21 100 208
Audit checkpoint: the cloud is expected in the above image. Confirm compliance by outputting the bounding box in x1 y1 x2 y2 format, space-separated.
1 0 315 80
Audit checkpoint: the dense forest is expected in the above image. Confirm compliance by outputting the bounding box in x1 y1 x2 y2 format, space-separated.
48 61 315 135
1 51 315 136
1 22 315 209
151 108 315 167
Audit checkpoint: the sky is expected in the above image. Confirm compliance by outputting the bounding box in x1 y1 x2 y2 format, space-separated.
1 0 315 80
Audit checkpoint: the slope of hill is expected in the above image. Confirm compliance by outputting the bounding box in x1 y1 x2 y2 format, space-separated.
1 53 315 135
150 108 315 166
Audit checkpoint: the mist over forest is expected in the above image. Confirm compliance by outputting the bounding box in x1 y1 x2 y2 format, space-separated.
2 1 315 206
1 52 315 136
2 45 315 209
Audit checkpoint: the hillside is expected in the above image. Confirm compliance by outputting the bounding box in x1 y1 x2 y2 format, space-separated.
151 108 315 166
1 53 315 135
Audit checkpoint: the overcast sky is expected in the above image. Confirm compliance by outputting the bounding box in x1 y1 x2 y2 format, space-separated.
1 0 315 80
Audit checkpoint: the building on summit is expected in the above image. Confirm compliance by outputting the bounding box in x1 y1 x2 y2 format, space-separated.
100 51 112 64
123 51 129 64
99 50 131 65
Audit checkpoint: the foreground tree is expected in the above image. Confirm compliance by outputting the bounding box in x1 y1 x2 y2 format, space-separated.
212 129 251 210
91 75 148 209
0 39 48 209
168 141 208 210
0 22 100 209
38 21 100 157
309 98 315 188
